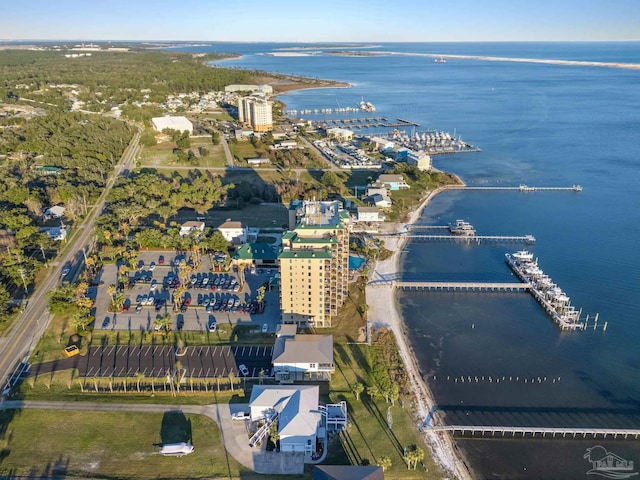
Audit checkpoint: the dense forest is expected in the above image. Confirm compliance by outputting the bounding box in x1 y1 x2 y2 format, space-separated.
0 50 252 107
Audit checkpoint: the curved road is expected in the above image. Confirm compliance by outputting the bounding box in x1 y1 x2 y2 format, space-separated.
0 129 141 391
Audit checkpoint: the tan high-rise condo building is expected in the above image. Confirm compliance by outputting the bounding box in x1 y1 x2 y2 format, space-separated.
238 96 273 132
279 200 350 328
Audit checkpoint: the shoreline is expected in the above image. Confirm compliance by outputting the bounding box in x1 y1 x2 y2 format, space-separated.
366 182 473 480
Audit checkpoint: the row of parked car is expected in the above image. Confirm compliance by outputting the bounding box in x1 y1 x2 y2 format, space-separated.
189 273 240 292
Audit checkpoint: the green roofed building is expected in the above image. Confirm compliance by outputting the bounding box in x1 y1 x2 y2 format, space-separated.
279 200 350 328
232 242 278 268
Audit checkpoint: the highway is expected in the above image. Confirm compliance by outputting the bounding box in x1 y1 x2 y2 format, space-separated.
0 128 141 392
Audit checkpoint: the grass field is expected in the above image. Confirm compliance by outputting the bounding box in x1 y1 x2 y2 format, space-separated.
0 409 248 478
139 138 227 168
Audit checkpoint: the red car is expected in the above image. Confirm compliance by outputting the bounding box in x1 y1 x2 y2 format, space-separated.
158 255 165 265
184 297 191 307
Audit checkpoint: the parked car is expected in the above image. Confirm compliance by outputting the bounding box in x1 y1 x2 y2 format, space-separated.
149 261 156 271
158 255 165 265
238 364 249 377
122 300 131 312
61 268 70 277
208 318 217 332
150 279 158 291
232 411 249 421
135 303 142 313
183 297 191 307
155 299 165 311
262 323 268 333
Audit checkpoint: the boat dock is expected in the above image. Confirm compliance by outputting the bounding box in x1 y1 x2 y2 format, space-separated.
395 233 536 244
317 117 421 130
427 425 640 439
447 185 583 192
370 281 530 292
505 252 597 331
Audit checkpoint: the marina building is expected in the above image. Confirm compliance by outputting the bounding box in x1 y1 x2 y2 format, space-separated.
279 200 350 327
407 151 432 171
238 96 273 132
326 127 354 142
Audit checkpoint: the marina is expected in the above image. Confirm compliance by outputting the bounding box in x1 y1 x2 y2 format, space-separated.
383 128 480 155
505 251 596 331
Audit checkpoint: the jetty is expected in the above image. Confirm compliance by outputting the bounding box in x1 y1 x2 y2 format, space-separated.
428 425 640 439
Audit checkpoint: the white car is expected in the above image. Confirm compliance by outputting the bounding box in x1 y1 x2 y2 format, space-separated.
232 411 249 421
150 280 158 291
238 364 249 376
61 268 70 277
262 323 268 333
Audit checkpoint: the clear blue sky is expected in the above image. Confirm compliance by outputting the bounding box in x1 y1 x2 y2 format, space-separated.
2 0 639 42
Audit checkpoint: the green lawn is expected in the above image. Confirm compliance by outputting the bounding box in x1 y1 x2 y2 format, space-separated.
139 139 227 168
0 409 247 478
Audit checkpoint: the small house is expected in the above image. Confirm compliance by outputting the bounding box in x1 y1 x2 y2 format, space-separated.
179 221 205 237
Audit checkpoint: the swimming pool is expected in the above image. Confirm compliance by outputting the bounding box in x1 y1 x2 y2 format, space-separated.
348 255 365 270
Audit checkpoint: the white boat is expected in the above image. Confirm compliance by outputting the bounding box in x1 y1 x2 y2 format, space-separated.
512 250 534 263
449 220 476 236
434 56 447 63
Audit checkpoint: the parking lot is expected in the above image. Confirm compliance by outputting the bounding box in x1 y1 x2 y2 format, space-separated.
92 250 282 333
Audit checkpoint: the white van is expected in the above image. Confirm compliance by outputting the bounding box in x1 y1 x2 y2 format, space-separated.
159 442 194 456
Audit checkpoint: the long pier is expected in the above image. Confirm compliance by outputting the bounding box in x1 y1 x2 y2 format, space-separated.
447 185 583 192
398 234 536 244
318 117 420 130
428 425 640 439
370 281 530 292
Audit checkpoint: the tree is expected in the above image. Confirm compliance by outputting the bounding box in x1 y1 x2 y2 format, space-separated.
153 313 172 335
228 371 235 392
388 384 399 406
0 285 11 318
268 419 280 447
70 309 90 333
359 303 369 320
367 384 380 401
136 372 145 393
352 382 364 401
378 456 392 472
321 171 340 188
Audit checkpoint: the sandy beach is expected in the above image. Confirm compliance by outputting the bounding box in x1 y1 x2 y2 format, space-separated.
366 184 472 480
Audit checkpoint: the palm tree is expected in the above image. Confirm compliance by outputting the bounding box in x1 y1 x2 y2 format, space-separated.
70 310 89 333
228 371 235 392
107 284 116 301
154 313 172 335
352 382 364 401
359 304 369 320
377 456 392 472
136 372 145 393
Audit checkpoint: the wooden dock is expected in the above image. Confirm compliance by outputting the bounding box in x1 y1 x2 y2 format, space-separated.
319 117 421 130
447 185 583 192
398 234 536 244
369 281 530 292
428 424 640 439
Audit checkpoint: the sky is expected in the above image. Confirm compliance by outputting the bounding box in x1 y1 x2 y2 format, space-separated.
2 0 639 42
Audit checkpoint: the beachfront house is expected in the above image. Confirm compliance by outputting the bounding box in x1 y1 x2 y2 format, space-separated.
376 174 410 190
356 206 384 222
272 329 335 382
249 385 322 454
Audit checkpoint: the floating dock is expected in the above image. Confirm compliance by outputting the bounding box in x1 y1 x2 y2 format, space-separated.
317 117 420 130
505 251 596 331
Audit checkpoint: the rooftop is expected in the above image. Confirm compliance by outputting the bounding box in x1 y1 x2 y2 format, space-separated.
279 250 332 260
218 220 244 229
233 242 278 261
272 334 333 365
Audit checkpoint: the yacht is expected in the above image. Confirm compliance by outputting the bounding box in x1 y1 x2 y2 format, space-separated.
449 219 476 236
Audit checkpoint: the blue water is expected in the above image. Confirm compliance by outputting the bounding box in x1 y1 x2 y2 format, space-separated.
176 42 640 478
348 255 365 270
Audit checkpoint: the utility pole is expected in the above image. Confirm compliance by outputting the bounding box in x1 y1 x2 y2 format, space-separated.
17 268 28 293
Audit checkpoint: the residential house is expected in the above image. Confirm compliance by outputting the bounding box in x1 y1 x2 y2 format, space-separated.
43 205 66 219
356 206 383 222
376 174 410 190
249 385 322 454
272 331 334 381
179 221 205 237
366 194 392 208
217 220 248 244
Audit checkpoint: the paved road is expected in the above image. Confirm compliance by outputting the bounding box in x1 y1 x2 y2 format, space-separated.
0 129 141 392
220 135 235 167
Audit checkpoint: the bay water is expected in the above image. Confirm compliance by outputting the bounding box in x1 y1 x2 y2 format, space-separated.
179 42 640 478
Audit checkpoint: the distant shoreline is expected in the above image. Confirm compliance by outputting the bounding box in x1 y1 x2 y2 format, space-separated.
377 50 640 70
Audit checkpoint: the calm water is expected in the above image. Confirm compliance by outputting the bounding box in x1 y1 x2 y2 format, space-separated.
180 42 640 479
